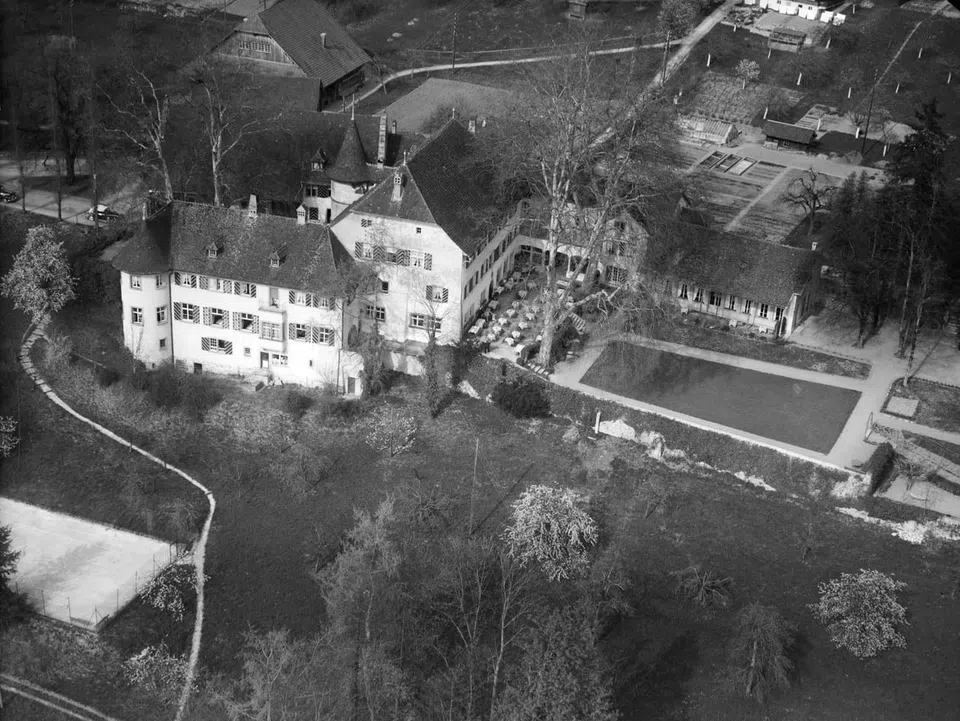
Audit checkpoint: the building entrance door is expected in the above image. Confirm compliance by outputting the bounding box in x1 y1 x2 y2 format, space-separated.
260 352 269 369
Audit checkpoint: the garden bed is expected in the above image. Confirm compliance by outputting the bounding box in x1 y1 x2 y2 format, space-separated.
889 378 960 434
649 319 872 379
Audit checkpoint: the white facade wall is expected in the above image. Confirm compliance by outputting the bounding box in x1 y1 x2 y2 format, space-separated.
331 180 364 221
121 271 363 392
460 214 526 326
333 213 464 346
120 271 174 366
672 282 796 336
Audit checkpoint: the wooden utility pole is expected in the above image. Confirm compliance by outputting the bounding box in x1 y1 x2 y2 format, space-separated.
860 69 879 155
468 437 478 533
452 12 459 72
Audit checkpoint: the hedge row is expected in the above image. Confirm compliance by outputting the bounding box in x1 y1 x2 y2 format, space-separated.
464 355 849 495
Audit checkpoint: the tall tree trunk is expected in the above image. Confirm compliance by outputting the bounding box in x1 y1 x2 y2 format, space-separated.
63 146 77 184
897 243 916 357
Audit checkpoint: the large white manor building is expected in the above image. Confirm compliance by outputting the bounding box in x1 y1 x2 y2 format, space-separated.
114 118 821 390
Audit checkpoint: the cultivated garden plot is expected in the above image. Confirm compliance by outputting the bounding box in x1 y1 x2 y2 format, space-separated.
580 341 861 453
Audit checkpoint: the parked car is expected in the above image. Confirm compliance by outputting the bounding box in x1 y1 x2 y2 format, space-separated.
0 186 19 203
86 204 122 222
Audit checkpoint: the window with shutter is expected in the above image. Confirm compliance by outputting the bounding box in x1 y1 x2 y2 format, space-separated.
203 307 211 325
373 245 385 262
425 284 433 301
199 276 209 290
354 242 364 258
174 303 183 321
396 249 410 266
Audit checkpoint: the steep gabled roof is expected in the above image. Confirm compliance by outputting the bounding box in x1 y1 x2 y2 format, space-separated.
341 120 495 253
763 120 815 145
325 121 375 184
648 223 817 307
259 0 370 86
113 202 349 295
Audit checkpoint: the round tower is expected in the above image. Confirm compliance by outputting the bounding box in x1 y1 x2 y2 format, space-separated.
326 120 375 221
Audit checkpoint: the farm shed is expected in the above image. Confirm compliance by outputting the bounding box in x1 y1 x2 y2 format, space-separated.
763 120 815 150
678 115 739 145
768 27 806 52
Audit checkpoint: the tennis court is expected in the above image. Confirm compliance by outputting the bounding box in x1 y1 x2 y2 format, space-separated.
580 341 861 454
1 497 180 630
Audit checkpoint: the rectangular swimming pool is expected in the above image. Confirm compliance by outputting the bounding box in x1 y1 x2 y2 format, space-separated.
580 342 861 454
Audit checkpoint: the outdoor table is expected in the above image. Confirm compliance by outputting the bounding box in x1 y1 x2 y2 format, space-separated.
488 300 499 311
505 280 516 289
511 272 522 281
506 309 518 318
505 337 516 347
511 330 522 340
518 321 530 330
511 300 522 310
524 312 536 321
518 289 528 299
475 318 486 330
468 324 481 335
527 281 538 290
497 316 509 326
514 343 526 356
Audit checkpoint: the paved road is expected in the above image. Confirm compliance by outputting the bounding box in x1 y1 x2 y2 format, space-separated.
0 155 140 227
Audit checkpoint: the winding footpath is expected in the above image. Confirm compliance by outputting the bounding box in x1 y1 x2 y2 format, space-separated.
16 326 215 721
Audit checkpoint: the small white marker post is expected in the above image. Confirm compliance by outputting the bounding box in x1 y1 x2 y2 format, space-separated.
797 72 803 86
707 53 712 67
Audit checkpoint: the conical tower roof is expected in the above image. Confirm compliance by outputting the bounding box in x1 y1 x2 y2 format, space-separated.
326 121 374 184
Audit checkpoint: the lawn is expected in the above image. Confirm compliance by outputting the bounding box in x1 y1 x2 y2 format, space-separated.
649 318 872 379
580 341 861 453
889 378 960 434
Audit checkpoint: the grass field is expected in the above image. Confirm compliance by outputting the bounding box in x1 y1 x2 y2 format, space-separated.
581 341 861 453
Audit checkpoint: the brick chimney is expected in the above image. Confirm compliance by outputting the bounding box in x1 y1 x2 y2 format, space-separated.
392 120 397 134
391 170 404 203
320 32 327 48
248 194 258 220
377 114 387 169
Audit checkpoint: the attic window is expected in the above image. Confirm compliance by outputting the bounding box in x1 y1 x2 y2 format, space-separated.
312 161 321 171
270 246 287 269
206 241 223 259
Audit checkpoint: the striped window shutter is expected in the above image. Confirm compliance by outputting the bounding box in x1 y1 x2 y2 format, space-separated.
173 303 182 321
289 290 296 305
397 249 410 266
232 312 241 331
440 287 449 303
288 322 295 340
354 242 364 258
373 245 385 262
233 281 242 295
425 285 433 301
203 307 211 326
424 253 433 271
309 293 318 308
199 276 208 290
201 337 211 352
310 326 319 344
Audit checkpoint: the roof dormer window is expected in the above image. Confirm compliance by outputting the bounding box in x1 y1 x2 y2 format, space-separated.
206 240 224 259
269 246 287 269
312 161 321 171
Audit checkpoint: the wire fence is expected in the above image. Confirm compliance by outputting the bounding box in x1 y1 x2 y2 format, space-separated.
15 541 186 632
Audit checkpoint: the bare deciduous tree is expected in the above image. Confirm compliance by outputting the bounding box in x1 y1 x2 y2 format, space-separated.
485 39 684 366
779 168 837 236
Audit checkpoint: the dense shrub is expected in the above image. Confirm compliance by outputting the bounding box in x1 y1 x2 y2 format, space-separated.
492 377 551 418
125 365 222 420
284 389 314 419
96 366 121 387
321 396 367 423
809 569 908 658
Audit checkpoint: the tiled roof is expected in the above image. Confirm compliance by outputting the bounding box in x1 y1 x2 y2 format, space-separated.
113 202 349 295
259 0 370 86
648 223 816 307
763 120 815 145
325 121 375 184
341 120 496 254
